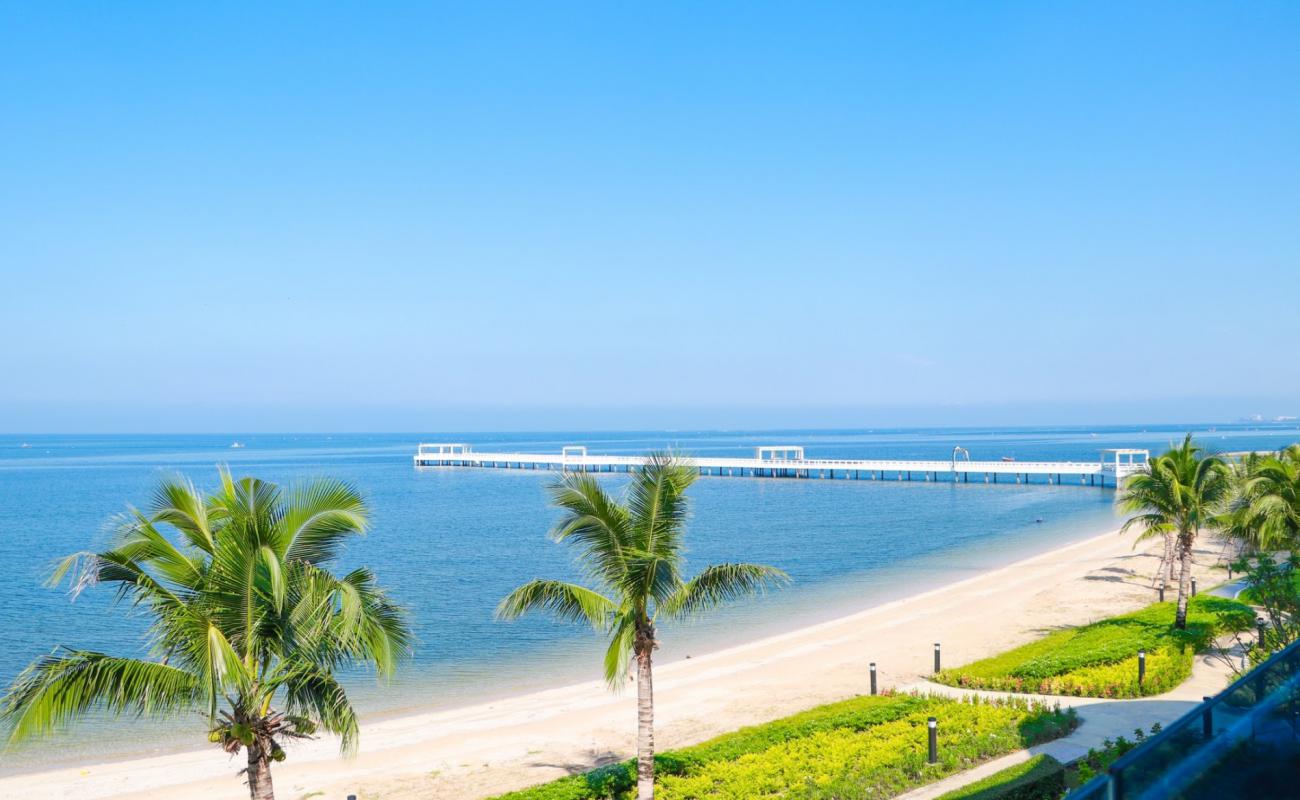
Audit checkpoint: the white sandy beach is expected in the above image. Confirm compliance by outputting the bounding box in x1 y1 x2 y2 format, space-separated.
0 527 1227 800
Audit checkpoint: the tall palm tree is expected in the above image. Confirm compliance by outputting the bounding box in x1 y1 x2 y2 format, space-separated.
1117 435 1230 629
1 469 411 800
497 454 787 800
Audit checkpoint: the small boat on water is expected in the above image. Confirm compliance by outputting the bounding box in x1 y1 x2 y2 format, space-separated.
230 442 245 449
20 443 32 448
1001 456 1015 462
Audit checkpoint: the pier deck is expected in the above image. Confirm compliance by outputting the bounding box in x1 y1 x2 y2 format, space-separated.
414 444 1149 488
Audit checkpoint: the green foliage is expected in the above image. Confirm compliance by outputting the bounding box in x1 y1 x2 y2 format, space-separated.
1235 552 1299 658
933 596 1253 698
490 694 1077 800
934 754 1065 800
1 470 412 767
1217 444 1300 551
1070 724 1161 787
497 454 788 686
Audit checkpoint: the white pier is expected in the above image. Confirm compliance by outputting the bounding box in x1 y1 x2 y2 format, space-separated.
414 444 1149 488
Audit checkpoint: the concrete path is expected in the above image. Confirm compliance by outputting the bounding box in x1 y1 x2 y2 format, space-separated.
893 648 1238 800
1208 579 1248 600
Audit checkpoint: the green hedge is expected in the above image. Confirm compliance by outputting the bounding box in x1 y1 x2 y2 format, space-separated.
935 754 1065 800
491 694 1076 800
933 595 1253 699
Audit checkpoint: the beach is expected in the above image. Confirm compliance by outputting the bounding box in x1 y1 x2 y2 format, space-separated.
0 526 1225 800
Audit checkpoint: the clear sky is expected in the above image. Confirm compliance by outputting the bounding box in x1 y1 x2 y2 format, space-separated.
2 2 1298 432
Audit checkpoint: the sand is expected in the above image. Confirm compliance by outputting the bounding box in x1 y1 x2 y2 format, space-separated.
0 528 1228 800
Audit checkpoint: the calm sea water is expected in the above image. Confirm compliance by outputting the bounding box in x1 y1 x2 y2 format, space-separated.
1 424 1296 772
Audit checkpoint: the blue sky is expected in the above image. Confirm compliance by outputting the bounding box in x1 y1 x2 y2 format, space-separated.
2 2 1298 432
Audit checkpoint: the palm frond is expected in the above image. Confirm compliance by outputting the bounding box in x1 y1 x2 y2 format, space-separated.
496 580 615 630
1 652 200 744
620 551 680 609
626 453 695 563
274 663 360 755
148 475 218 554
333 567 413 677
547 473 632 588
662 563 790 619
277 479 369 564
602 613 637 688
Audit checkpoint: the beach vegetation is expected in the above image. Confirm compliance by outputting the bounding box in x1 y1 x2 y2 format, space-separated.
933 595 1253 698
1116 435 1231 629
490 693 1076 800
1232 552 1300 662
0 470 411 800
1069 724 1161 787
1217 444 1300 552
497 453 788 800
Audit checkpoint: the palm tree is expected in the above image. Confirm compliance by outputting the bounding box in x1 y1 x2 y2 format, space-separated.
497 453 787 800
1117 435 1230 629
1216 450 1268 554
1 469 411 800
1226 445 1300 551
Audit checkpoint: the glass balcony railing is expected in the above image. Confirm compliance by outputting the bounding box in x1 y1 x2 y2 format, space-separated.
1072 639 1300 799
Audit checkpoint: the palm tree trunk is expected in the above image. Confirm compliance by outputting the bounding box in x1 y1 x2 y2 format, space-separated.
246 738 275 800
1163 530 1176 587
634 624 656 800
1175 533 1194 630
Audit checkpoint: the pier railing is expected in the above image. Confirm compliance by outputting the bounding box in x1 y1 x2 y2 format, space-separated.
413 444 1149 487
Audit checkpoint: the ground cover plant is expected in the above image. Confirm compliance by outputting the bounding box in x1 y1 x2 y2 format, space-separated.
933 596 1252 698
934 754 1065 800
491 693 1076 800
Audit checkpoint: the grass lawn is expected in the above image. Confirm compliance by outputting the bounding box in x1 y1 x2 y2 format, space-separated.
934 753 1064 800
491 693 1077 800
933 595 1254 698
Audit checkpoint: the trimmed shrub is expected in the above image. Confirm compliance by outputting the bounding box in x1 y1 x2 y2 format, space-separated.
491 694 1076 800
933 595 1253 699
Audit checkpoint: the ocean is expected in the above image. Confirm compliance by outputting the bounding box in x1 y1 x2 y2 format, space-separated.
0 424 1295 772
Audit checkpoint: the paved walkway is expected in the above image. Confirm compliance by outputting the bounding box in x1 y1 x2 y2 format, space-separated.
893 648 1238 800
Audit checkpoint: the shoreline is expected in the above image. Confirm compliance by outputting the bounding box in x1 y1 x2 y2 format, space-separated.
0 524 1224 800
0 508 1118 776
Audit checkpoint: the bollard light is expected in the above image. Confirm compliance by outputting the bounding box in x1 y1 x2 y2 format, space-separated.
1192 576 1198 597
1258 617 1268 651
927 716 938 764
1137 649 1146 687
1158 583 1165 603
869 662 877 695
934 642 941 674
